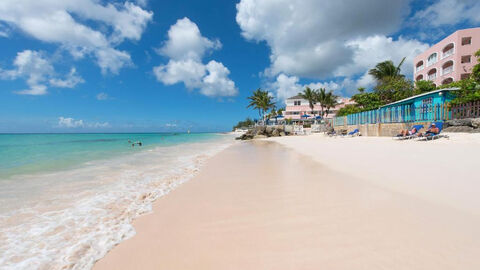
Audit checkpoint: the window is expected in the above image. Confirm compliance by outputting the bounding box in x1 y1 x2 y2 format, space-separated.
294 100 301 106
462 37 472 45
461 55 471 63
422 97 433 114
461 73 471 80
427 53 437 66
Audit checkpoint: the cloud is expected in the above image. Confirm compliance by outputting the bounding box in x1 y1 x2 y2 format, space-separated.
335 35 430 79
96 92 109 100
413 0 480 27
236 0 415 79
157 17 221 61
57 117 110 128
49 68 84 88
0 50 84 95
153 17 238 97
236 0 432 102
269 73 373 104
0 0 153 74
58 117 84 128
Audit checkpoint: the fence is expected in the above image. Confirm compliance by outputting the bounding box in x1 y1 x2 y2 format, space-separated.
334 104 451 126
450 101 480 119
334 101 480 127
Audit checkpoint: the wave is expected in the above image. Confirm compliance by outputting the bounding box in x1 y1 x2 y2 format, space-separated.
0 135 235 269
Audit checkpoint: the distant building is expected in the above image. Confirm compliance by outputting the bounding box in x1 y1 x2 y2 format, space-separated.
283 95 355 121
413 27 480 86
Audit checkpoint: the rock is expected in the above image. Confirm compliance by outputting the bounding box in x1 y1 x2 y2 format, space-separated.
471 118 480 128
443 126 475 133
265 126 274 134
445 119 472 127
272 129 280 137
279 131 286 137
253 135 267 139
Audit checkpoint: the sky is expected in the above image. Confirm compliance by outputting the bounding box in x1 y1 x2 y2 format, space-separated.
0 0 479 133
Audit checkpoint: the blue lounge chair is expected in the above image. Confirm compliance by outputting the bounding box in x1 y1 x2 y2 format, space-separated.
347 129 360 137
417 122 448 141
394 124 423 140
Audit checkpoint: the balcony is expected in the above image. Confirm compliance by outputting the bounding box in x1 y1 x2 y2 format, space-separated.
427 53 438 67
416 65 424 73
442 48 454 59
441 60 454 76
427 73 437 81
441 43 455 59
442 66 453 76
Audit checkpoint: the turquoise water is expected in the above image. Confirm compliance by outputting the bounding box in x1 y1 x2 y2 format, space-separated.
0 133 220 179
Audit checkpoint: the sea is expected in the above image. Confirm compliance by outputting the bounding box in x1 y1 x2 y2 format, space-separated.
0 133 235 270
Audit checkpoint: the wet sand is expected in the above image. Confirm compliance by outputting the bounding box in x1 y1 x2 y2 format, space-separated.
94 140 480 270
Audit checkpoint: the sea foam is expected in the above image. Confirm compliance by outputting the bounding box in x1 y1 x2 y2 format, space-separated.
0 135 235 270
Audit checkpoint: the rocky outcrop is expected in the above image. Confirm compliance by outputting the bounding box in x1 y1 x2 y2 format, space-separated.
235 125 291 140
444 118 480 133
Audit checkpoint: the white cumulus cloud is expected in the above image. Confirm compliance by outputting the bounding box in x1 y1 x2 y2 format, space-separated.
0 50 83 95
153 17 238 97
236 0 430 101
58 117 84 128
0 0 153 74
413 0 480 27
58 117 110 128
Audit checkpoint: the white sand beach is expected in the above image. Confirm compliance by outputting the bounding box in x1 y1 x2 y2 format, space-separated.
94 133 480 270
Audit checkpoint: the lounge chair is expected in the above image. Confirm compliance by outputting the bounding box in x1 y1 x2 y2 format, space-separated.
347 129 360 137
417 122 449 141
394 124 423 140
293 125 305 135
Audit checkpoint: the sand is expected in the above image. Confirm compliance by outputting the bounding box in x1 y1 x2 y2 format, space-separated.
94 135 480 270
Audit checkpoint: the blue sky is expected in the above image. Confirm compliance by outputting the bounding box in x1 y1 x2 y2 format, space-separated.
0 0 479 133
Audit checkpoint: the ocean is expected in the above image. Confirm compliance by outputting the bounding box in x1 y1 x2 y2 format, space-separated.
0 133 234 269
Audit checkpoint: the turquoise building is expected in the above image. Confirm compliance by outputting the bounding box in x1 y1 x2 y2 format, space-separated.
340 88 459 125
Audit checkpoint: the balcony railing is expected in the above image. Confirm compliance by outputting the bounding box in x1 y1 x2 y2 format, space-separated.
427 59 437 67
416 65 424 73
427 73 437 81
442 66 453 76
442 48 454 59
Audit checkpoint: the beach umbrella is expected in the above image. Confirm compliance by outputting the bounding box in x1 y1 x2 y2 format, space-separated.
315 116 322 120
301 114 310 118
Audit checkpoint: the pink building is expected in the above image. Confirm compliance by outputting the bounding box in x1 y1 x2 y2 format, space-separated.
413 27 480 86
283 96 355 121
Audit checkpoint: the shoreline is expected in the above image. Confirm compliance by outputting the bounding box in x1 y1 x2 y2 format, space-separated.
0 134 236 269
94 136 480 269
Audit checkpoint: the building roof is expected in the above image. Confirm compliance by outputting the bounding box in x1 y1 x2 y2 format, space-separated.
380 87 459 108
286 95 303 100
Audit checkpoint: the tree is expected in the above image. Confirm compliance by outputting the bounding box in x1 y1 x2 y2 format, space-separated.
473 49 480 82
298 87 317 116
324 92 338 118
336 104 362 117
315 88 328 117
414 80 436 95
357 87 365 93
246 88 275 122
232 117 255 131
368 57 406 83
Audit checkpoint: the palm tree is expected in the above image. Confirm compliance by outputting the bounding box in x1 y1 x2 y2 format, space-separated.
315 88 328 117
324 92 338 118
298 87 317 116
368 57 406 83
247 88 275 122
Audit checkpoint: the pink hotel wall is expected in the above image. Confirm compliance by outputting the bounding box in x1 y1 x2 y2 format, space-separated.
413 27 480 86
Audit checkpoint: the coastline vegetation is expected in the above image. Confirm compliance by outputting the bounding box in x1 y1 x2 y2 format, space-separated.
337 50 480 116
